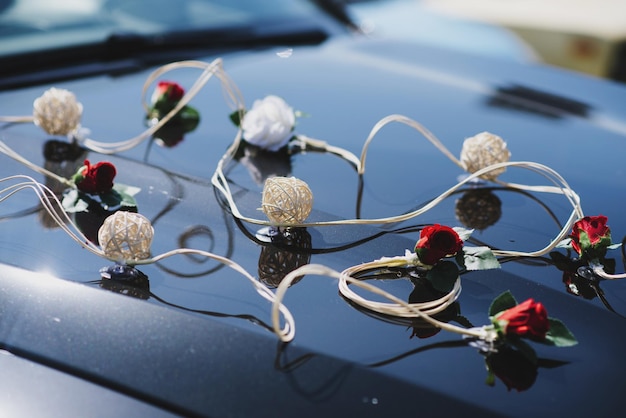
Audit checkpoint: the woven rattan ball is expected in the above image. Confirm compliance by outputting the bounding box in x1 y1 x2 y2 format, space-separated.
261 176 313 225
98 211 154 261
459 132 510 180
33 88 83 135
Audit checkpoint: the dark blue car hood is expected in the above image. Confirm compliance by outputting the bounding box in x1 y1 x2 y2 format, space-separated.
1 36 626 416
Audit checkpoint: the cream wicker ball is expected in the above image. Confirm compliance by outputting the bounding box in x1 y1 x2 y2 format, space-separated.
98 211 154 261
261 176 313 225
459 132 511 181
33 88 83 136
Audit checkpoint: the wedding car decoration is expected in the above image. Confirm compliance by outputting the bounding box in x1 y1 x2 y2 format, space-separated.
33 88 83 136
557 215 625 281
4 54 626 367
482 291 576 390
62 160 139 214
261 176 314 226
146 80 200 147
271 261 577 348
459 131 511 181
0 57 583 258
0 58 235 154
98 211 154 262
231 95 297 151
0 174 298 341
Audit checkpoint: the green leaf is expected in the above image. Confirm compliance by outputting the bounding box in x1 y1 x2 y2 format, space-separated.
463 246 500 271
179 106 200 132
114 183 141 197
99 184 139 211
556 238 572 249
543 318 578 347
99 189 123 210
489 291 518 317
426 261 459 293
453 226 474 242
229 109 244 126
485 370 496 387
114 184 139 209
61 189 88 213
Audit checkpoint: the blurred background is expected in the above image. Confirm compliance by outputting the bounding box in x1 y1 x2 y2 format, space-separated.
341 0 626 83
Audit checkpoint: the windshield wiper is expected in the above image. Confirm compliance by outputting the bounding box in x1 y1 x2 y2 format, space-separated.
0 23 331 91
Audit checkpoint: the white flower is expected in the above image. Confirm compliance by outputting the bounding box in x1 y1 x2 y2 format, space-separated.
241 95 296 151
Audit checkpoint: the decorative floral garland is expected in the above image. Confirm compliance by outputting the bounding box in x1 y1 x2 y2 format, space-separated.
3 55 626 369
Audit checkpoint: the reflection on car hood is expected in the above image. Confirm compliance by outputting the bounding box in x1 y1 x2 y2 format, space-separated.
1 36 626 417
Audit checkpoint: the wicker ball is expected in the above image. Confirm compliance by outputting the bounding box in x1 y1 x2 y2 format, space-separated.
455 189 502 230
459 132 510 180
33 88 83 135
261 176 313 225
98 211 154 261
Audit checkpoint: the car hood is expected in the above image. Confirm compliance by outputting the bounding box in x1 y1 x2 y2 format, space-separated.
1 36 626 416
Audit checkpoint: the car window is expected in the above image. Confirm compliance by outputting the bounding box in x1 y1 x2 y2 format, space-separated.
0 0 321 57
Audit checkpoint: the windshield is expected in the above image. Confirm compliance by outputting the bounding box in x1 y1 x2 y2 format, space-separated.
0 0 332 57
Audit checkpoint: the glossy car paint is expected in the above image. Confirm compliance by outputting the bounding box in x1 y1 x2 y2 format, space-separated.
1 5 626 417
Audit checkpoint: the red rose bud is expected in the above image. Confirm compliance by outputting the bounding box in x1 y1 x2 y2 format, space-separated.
570 215 612 259
152 81 185 104
494 299 549 341
74 160 116 194
414 224 464 265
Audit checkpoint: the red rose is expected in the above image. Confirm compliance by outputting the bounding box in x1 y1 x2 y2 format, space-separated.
74 160 116 194
414 224 463 265
570 215 611 259
152 81 185 104
494 299 549 341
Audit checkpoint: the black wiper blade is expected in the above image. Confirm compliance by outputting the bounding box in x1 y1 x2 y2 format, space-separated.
0 23 330 91
104 24 329 58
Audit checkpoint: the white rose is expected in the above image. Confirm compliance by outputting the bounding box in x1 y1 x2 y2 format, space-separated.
241 95 296 151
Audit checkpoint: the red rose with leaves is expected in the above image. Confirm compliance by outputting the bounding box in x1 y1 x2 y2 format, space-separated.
414 224 463 265
493 299 549 341
73 160 116 194
570 215 612 259
149 81 186 118
152 81 184 103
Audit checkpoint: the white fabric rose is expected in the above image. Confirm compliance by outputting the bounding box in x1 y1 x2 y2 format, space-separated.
241 95 296 151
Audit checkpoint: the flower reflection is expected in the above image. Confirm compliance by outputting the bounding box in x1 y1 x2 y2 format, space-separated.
39 139 87 228
364 336 567 393
484 345 538 391
235 142 292 185
408 277 468 339
74 207 117 245
549 251 623 315
483 347 569 392
151 120 191 148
